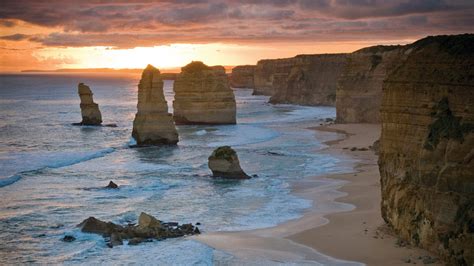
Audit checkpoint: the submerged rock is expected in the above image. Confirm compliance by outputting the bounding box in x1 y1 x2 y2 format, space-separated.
132 65 179 145
61 235 76 242
77 83 102 125
77 212 200 247
208 146 250 179
173 61 236 124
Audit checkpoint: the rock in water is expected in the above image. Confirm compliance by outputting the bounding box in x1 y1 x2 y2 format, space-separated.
105 181 118 189
378 34 474 265
173 61 236 125
77 83 102 125
138 212 161 229
132 64 178 145
208 146 250 179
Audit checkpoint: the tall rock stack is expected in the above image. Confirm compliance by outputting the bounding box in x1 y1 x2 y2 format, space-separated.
269 54 347 106
230 65 255 88
132 64 178 145
378 34 474 265
173 61 236 125
78 83 102 125
336 45 406 123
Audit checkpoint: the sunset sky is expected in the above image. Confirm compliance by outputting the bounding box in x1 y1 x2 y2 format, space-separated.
1 0 473 72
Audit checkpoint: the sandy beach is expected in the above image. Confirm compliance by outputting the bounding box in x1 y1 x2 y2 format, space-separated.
197 123 441 265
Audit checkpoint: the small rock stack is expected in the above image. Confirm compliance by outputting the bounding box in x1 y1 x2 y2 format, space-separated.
173 61 236 125
132 64 179 145
77 83 102 125
208 146 250 179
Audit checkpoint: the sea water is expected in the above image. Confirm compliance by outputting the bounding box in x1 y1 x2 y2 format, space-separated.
0 73 352 264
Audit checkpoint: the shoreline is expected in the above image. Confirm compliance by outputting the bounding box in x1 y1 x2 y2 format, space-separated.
196 123 440 265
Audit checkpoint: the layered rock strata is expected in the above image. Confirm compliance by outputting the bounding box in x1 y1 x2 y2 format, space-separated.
173 61 236 124
132 65 178 145
253 57 297 96
269 54 347 106
208 146 250 179
230 65 255 88
336 45 407 123
77 83 102 125
378 34 474 265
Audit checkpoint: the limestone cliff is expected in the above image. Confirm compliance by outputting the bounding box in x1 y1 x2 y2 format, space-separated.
336 45 405 123
132 64 178 145
173 61 236 125
230 65 255 88
269 54 347 106
77 83 102 125
253 57 297 96
378 34 474 265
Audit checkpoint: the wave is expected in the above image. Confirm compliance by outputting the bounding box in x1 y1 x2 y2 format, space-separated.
0 148 115 188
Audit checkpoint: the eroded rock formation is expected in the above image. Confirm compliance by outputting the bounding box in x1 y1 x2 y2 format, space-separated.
78 212 200 247
77 83 102 125
269 54 347 106
132 64 178 145
173 61 236 125
378 34 474 265
208 146 250 179
230 65 255 88
253 57 298 96
336 45 406 123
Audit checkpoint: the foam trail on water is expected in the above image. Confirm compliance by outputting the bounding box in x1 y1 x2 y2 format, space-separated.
0 148 115 188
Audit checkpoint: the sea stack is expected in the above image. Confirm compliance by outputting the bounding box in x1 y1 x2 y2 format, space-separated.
173 61 236 124
208 146 250 179
132 64 178 145
230 65 255 88
378 34 474 265
77 83 102 125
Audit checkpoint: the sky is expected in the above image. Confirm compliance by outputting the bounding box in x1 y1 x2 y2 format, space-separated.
0 0 473 72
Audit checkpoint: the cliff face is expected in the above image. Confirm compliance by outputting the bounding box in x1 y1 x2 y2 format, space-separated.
78 83 102 125
253 57 297 96
173 61 236 125
378 34 474 265
336 45 405 123
132 64 178 145
269 54 347 106
230 65 255 88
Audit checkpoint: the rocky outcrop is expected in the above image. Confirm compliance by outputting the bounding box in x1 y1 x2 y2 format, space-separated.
132 65 178 145
269 54 347 106
208 146 250 179
77 83 102 125
230 65 255 88
378 34 474 265
253 57 298 96
336 45 406 123
173 61 236 125
78 212 200 247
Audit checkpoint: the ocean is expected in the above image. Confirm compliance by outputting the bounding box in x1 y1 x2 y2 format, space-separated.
0 73 352 264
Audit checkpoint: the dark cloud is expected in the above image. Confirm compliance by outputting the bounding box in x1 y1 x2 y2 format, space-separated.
0 33 30 41
0 0 472 48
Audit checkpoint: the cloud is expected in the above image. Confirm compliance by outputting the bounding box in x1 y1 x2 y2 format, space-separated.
0 0 472 48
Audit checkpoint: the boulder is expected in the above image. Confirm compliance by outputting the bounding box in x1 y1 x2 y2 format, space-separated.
173 61 236 124
132 64 179 145
78 217 123 236
208 146 250 179
138 212 161 229
77 83 102 125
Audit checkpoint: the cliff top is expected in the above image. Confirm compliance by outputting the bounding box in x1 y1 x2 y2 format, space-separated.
409 34 474 56
354 45 403 54
182 61 211 73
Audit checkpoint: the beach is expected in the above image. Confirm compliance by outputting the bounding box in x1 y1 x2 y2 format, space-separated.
197 123 441 265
